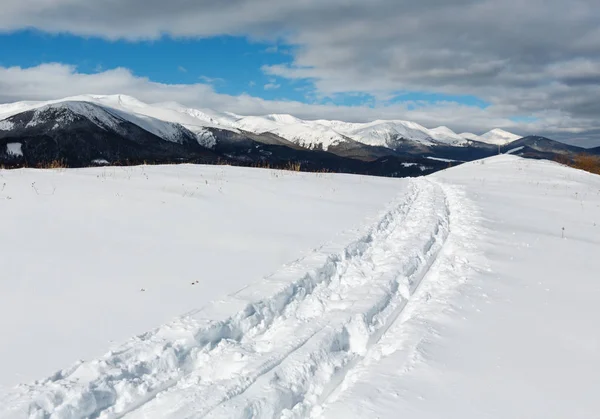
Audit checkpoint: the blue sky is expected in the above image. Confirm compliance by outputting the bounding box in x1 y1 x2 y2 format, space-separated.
0 0 599 146
0 30 488 109
0 31 308 101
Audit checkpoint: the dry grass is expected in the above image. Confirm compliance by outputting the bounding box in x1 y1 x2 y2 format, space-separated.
252 161 272 170
250 161 303 172
573 153 600 175
284 161 302 172
36 159 68 170
555 153 600 175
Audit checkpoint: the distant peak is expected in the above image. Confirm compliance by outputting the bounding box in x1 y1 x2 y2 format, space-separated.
459 132 479 140
488 128 515 135
265 114 302 124
481 128 520 139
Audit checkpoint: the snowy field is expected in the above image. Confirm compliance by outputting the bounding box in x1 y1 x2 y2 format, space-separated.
0 165 402 391
1 156 599 418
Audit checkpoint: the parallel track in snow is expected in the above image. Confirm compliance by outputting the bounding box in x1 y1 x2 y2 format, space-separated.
0 178 450 419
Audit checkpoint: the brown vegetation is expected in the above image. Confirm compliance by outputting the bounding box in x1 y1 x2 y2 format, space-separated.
36 159 68 169
555 153 600 175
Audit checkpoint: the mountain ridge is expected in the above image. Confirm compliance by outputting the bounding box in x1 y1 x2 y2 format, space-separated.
0 94 594 175
0 94 521 151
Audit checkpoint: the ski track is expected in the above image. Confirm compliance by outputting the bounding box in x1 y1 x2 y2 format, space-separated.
0 178 452 419
312 183 482 419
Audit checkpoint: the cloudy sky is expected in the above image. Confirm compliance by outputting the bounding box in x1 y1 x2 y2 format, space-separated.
1 0 599 146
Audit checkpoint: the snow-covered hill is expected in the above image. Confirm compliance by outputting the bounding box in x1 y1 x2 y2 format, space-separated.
0 164 402 394
0 95 217 147
461 128 522 145
1 156 598 418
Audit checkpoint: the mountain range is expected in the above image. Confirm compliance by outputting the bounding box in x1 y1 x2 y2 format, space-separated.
1 95 597 175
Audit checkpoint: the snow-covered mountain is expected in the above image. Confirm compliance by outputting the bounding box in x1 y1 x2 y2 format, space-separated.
0 94 524 153
460 128 522 145
231 116 473 150
0 95 217 148
0 99 224 167
10 94 583 174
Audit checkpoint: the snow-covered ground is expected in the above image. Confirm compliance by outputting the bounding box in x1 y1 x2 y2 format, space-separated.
1 156 599 419
319 156 600 418
0 165 401 392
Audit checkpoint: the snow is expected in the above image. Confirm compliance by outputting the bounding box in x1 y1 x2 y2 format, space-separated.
459 131 479 140
1 156 599 418
0 164 401 395
231 115 349 150
233 115 283 133
27 102 121 131
5 142 22 157
91 159 110 165
428 125 469 146
505 145 525 154
232 117 474 150
269 123 348 150
460 129 522 145
342 120 436 147
478 128 522 145
0 119 15 131
318 156 600 418
426 156 461 162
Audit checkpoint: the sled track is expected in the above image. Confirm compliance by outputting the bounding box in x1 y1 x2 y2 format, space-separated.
0 178 450 419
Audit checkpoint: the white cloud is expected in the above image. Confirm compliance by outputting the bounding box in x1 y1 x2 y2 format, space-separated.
1 1 600 144
263 82 281 90
4 63 600 147
199 75 225 84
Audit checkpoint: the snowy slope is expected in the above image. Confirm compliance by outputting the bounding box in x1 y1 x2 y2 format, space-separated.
462 128 522 145
304 120 470 148
340 120 436 147
318 156 600 418
0 165 401 394
428 126 470 146
231 115 348 150
1 156 599 419
267 123 349 150
479 128 521 144
459 131 479 140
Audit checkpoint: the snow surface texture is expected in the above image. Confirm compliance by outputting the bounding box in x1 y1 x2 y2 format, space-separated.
318 156 600 418
0 176 449 418
2 155 599 418
0 94 519 150
0 164 401 393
